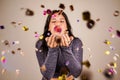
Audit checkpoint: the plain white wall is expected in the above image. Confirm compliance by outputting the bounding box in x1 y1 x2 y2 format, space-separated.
0 0 120 80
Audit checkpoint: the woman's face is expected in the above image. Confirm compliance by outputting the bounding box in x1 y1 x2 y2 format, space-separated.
49 13 67 36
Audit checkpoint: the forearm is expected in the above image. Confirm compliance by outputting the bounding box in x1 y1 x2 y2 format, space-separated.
36 47 59 79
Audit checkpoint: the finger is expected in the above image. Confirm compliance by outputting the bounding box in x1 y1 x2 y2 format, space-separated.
45 37 48 42
49 35 55 48
47 35 53 47
63 35 69 46
61 36 65 46
65 33 70 42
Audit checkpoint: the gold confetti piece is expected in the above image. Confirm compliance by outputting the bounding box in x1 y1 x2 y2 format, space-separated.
104 40 111 45
22 26 29 31
108 62 117 68
98 69 102 73
39 34 44 40
105 50 110 55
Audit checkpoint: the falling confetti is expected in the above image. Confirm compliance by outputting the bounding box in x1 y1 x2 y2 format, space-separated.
22 26 29 31
46 9 52 14
96 18 100 22
0 25 5 29
69 5 74 11
39 34 44 40
108 27 114 32
113 10 119 17
12 41 20 45
2 40 10 46
59 3 65 10
82 60 91 68
87 19 95 29
11 50 15 54
1 56 6 63
40 4 45 8
103 68 115 79
25 9 34 16
116 30 120 38
34 32 39 38
104 40 111 45
98 69 102 73
82 11 91 21
107 62 117 68
105 50 110 55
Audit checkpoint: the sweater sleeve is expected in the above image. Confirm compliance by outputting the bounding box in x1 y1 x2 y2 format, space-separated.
61 38 83 78
35 40 59 80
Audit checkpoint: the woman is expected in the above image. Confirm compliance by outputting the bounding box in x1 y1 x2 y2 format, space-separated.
35 10 83 80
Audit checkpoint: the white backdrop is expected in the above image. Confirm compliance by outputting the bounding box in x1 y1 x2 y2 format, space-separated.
0 0 120 80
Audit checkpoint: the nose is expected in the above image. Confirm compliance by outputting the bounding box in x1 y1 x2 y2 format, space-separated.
55 21 61 26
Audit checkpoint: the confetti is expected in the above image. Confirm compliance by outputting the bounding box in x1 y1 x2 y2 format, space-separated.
82 60 91 68
12 41 20 45
59 3 65 10
87 19 95 29
11 50 15 54
39 34 44 40
46 9 52 14
103 68 115 79
98 69 102 73
104 40 111 45
82 11 90 21
17 48 21 51
113 10 119 17
113 56 117 61
0 25 5 29
25 9 34 16
40 4 45 8
105 50 110 55
34 32 39 38
110 33 116 38
1 56 6 63
116 30 120 38
69 5 74 11
52 14 57 18
3 40 10 46
107 62 117 68
96 18 100 22
22 26 29 31
108 27 114 32
20 51 25 56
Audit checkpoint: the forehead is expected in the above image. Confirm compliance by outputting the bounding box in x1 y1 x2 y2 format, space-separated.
51 13 65 20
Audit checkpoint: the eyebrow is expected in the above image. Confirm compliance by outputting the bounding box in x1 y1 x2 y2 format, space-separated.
51 18 65 20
